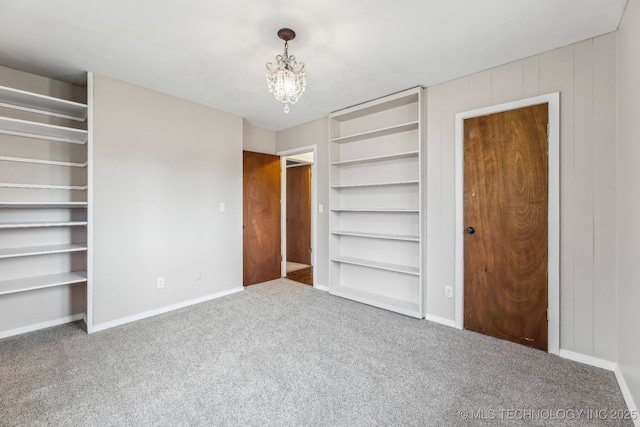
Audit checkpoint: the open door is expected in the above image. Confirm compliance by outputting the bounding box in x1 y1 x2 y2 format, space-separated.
286 164 311 265
243 150 281 286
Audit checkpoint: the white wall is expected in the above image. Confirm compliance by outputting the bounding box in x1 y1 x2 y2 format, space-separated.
425 33 618 361
243 120 276 154
91 75 243 327
616 0 640 410
276 119 329 288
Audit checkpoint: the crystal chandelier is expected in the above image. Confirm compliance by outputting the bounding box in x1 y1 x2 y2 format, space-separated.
266 28 306 113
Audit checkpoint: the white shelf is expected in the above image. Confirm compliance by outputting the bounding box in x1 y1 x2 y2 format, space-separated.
0 155 87 168
0 202 87 208
331 208 419 213
330 88 420 122
331 151 419 166
0 243 87 259
0 183 87 191
0 85 87 121
331 230 419 242
0 221 87 229
330 285 421 318
331 256 419 276
330 121 419 144
0 116 88 144
331 180 419 189
0 271 87 296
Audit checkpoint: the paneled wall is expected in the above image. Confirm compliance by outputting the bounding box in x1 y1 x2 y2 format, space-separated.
616 0 640 408
425 33 617 360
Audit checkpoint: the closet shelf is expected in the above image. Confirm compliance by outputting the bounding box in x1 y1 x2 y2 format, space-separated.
0 221 87 229
0 85 87 121
331 151 419 166
330 121 419 144
0 116 88 144
0 183 87 190
331 230 419 242
0 244 87 259
0 202 87 209
331 256 419 276
0 271 87 296
331 180 419 189
329 285 421 318
0 155 87 168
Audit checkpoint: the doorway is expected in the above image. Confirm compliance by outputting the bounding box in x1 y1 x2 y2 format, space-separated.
278 146 317 287
454 93 560 354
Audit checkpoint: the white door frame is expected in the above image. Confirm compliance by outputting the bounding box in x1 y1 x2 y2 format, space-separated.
277 145 318 288
454 93 560 354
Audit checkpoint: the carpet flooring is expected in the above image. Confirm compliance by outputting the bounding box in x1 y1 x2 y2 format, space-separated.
0 279 632 426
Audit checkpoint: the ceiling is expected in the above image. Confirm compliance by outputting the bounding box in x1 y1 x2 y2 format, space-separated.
0 0 628 131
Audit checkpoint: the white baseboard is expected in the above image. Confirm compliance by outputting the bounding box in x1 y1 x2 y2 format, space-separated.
558 349 617 371
0 313 85 340
314 284 329 292
614 365 640 427
560 350 639 425
425 313 456 328
90 287 244 333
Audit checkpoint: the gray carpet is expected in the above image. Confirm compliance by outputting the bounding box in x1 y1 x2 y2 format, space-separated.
0 279 632 426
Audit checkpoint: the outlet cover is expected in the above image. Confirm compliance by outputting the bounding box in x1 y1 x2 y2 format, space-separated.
445 286 453 298
157 277 165 289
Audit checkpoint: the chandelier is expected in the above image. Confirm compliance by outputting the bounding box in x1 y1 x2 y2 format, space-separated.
266 28 306 113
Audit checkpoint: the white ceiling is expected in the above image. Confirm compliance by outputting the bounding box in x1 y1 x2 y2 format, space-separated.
0 0 628 131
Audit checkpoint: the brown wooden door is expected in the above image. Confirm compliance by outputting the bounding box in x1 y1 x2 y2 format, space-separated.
286 164 311 265
463 104 549 351
243 151 281 286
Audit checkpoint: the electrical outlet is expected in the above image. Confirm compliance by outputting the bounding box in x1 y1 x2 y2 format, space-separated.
445 286 453 298
157 277 165 289
195 271 202 281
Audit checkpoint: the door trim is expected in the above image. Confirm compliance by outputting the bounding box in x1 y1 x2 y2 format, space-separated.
277 144 318 288
454 93 560 354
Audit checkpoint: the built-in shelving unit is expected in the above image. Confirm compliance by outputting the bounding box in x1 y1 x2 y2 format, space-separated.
329 87 424 318
0 76 90 319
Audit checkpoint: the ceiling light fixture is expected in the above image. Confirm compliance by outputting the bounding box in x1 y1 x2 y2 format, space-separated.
266 28 306 114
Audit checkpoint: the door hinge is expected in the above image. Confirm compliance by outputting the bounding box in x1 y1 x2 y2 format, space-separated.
547 308 549 321
547 123 550 136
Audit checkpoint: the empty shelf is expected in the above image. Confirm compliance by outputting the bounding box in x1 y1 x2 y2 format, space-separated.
331 231 419 241
330 285 421 318
0 243 87 259
331 151 419 166
0 202 87 208
0 221 87 229
0 183 87 190
331 256 419 275
0 271 87 296
331 208 419 213
0 85 87 121
330 121 419 144
0 155 87 168
0 116 88 144
331 180 419 189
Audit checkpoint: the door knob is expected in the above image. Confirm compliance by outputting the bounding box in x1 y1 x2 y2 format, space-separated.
466 227 475 234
